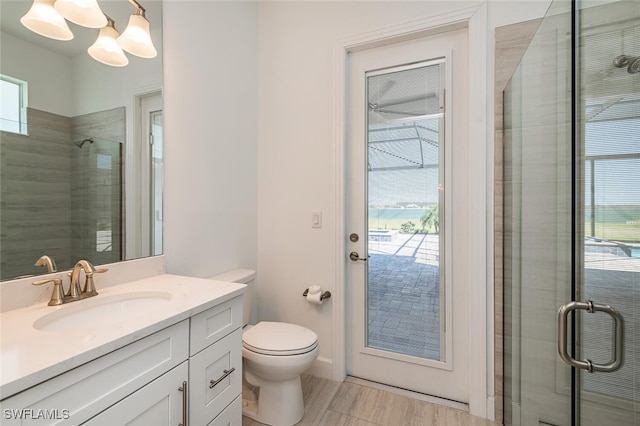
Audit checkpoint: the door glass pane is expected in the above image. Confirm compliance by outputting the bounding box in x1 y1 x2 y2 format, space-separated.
366 62 444 361
578 1 640 423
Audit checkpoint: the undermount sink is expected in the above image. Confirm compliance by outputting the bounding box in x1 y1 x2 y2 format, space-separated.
33 291 173 332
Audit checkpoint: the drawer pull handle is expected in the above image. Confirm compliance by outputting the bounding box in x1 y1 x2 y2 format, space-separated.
178 380 188 426
209 367 236 389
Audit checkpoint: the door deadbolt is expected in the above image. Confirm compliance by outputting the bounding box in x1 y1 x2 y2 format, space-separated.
349 233 359 242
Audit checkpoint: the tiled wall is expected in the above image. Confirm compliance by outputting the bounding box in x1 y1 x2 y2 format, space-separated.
0 107 124 280
494 18 542 424
70 108 124 267
0 109 73 280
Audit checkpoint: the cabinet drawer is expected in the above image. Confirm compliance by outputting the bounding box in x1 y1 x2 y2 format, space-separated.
190 296 242 356
207 395 241 426
82 362 188 425
1 321 189 425
189 329 242 426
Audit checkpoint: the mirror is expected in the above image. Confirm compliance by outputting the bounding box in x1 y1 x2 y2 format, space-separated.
0 0 163 281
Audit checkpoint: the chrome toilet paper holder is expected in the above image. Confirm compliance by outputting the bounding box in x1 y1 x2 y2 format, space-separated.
302 288 331 301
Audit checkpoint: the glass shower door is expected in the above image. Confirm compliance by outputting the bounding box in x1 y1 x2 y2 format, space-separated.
503 1 574 424
575 1 640 424
504 0 639 425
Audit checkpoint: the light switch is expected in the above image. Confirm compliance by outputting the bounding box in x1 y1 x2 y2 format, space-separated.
312 211 322 228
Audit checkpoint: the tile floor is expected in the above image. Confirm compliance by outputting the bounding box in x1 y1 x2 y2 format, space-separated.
242 375 501 426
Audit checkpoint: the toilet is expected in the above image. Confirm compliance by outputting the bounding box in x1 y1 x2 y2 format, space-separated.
210 269 319 426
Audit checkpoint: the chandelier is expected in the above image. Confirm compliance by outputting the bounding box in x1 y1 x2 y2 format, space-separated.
20 0 157 67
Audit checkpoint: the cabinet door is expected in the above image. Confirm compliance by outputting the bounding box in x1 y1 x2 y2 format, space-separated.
208 396 241 426
1 321 188 425
190 297 242 355
83 362 188 426
189 329 242 426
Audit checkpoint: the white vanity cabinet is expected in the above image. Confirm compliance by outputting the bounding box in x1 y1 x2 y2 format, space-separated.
1 321 189 425
0 295 244 426
83 362 188 426
188 296 243 426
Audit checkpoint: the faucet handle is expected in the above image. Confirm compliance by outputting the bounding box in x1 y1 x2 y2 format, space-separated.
79 262 108 296
32 278 64 306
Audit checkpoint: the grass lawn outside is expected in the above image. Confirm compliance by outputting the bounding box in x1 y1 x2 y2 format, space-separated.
587 223 640 243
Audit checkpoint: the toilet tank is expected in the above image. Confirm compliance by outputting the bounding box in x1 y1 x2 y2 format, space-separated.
208 268 255 326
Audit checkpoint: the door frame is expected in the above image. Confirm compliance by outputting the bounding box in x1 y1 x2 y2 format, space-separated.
332 3 492 419
125 86 162 260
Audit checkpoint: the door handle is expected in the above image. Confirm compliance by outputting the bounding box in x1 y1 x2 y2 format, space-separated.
349 251 368 262
557 300 624 373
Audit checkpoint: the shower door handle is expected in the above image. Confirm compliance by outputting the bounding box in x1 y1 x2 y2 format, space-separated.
557 300 624 373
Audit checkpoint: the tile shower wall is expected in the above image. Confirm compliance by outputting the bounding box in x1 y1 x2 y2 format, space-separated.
493 18 542 423
70 108 123 267
0 107 123 280
0 109 73 280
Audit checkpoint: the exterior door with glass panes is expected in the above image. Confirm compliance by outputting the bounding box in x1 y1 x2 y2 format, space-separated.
346 27 470 402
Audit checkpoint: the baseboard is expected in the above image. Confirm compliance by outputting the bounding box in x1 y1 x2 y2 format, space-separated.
307 356 333 380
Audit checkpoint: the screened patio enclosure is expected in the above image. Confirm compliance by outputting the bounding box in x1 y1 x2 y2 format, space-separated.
365 62 444 360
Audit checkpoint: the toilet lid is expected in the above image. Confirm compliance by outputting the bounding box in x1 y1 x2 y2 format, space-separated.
242 322 318 356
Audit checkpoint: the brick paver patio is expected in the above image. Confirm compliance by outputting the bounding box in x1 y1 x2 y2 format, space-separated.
367 232 442 360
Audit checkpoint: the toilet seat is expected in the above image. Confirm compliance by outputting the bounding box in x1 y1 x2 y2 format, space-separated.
243 321 318 356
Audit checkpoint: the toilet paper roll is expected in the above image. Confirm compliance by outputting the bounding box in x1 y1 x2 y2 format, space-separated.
306 290 323 305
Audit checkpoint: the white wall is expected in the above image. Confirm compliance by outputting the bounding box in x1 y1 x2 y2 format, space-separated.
256 0 479 381
72 26 163 117
162 1 258 278
159 0 550 415
254 0 550 400
0 31 73 117
0 26 163 119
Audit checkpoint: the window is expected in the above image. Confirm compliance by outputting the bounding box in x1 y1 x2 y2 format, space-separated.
0 75 28 134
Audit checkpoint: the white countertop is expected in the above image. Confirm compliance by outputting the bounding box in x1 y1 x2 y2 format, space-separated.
0 274 245 399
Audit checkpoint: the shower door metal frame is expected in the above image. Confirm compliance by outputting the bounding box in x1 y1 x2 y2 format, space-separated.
561 1 639 424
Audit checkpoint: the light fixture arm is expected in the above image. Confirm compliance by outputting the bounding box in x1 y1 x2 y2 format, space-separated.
104 15 116 30
128 0 147 17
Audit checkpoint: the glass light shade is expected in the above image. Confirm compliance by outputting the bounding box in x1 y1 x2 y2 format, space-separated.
117 14 157 58
88 26 129 67
54 0 107 28
20 0 73 41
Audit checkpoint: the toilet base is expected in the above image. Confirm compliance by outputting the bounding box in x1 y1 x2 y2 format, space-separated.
242 373 304 426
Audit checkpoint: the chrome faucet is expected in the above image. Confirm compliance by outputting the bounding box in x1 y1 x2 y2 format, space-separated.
32 259 108 306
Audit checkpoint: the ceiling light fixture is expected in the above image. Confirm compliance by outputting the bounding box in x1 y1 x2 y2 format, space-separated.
53 0 107 28
88 16 128 67
117 0 157 59
20 0 156 67
20 0 73 41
